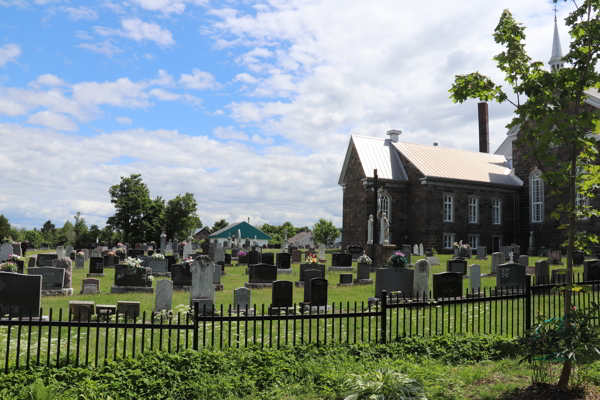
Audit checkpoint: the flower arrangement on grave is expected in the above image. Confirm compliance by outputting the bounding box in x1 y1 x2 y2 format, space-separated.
305 253 318 264
452 241 471 250
3 236 13 244
7 254 22 262
152 253 165 260
237 251 247 258
181 242 188 246
387 251 407 268
183 257 195 267
124 257 143 269
0 262 17 272
77 251 85 257
106 251 117 257
357 254 372 265
116 248 126 254
117 243 124 246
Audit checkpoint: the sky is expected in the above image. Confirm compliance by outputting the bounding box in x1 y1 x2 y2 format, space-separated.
0 0 571 231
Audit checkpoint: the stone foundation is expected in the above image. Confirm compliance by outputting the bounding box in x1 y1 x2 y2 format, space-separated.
353 278 373 285
213 284 224 291
336 283 355 287
277 269 293 274
244 282 273 289
365 244 397 269
294 281 304 288
173 285 191 291
328 266 354 272
151 272 171 277
111 285 154 294
42 288 73 297
87 273 105 278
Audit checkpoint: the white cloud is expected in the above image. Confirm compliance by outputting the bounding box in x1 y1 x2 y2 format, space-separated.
131 0 185 14
27 110 77 131
179 69 219 90
34 74 66 86
72 78 150 108
251 134 274 145
235 72 258 84
75 30 93 40
213 126 249 141
94 18 175 47
63 6 98 21
116 116 132 124
150 69 174 87
77 40 123 57
0 43 21 66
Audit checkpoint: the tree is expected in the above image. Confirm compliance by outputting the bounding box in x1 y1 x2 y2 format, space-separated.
40 220 55 235
449 3 600 386
0 215 11 239
211 219 229 233
73 212 89 248
144 196 165 244
88 225 101 243
312 219 339 245
106 174 152 244
165 193 198 240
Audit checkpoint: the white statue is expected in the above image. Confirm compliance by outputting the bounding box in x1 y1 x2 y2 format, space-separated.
380 212 389 244
376 187 384 220
367 215 374 244
509 252 514 262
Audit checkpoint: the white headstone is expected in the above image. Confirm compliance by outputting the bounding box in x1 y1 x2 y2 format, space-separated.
183 242 192 259
491 252 505 274
83 284 97 295
189 256 215 306
155 280 173 312
214 247 225 264
413 259 430 300
413 244 418 255
319 243 325 260
75 256 85 269
0 243 13 261
233 287 251 310
56 246 65 258
468 264 481 293
419 243 424 256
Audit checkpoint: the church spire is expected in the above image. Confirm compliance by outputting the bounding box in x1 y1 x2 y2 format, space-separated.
549 7 564 71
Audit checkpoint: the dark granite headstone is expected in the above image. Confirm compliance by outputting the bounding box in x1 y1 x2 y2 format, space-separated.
37 254 58 267
332 253 352 267
300 263 325 282
114 264 152 287
339 274 353 284
272 280 293 307
128 249 144 258
496 263 527 289
310 278 328 306
303 270 323 302
28 267 65 289
89 257 104 274
165 255 177 272
202 242 209 254
291 250 302 263
231 249 238 258
249 263 277 283
584 259 600 281
276 253 291 269
573 250 585 266
172 264 192 286
374 267 414 298
357 263 370 279
104 255 119 267
261 253 274 265
447 259 467 275
433 272 463 298
0 272 42 317
225 253 232 265
346 245 363 260
69 252 75 261
248 250 261 265
551 269 567 284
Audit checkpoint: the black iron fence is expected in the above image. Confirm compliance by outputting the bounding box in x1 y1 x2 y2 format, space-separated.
1 274 599 372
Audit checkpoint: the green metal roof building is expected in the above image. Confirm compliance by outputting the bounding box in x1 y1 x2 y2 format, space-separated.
208 222 271 245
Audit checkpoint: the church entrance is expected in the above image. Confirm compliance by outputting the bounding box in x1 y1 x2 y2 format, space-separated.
492 236 502 253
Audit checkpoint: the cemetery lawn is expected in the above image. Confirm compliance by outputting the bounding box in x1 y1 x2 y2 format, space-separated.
2 335 600 400
39 250 577 317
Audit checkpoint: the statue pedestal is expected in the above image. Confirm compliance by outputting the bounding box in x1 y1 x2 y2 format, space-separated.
365 244 397 269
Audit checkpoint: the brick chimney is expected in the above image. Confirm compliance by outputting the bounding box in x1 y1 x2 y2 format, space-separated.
477 102 489 153
387 129 401 143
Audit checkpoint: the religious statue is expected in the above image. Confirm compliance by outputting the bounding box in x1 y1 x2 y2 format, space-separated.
376 187 385 220
380 212 390 244
509 252 514 262
367 215 374 244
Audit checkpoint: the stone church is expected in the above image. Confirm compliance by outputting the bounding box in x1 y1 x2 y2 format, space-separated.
338 18 600 255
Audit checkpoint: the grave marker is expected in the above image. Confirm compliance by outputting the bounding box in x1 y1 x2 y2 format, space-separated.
433 272 463 298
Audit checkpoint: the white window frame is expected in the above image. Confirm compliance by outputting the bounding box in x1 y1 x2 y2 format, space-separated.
468 197 479 224
530 172 544 223
492 199 502 225
443 195 454 222
443 233 454 249
381 194 390 222
468 235 479 249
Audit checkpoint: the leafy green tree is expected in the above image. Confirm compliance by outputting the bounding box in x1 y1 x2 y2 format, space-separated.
0 215 11 239
449 3 600 385
73 212 89 248
23 229 43 247
55 221 76 246
144 196 165 244
88 225 101 243
165 193 198 240
211 219 229 233
107 174 152 244
312 219 339 245
40 220 55 235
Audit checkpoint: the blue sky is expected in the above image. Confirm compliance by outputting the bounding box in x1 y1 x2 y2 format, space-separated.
0 0 569 230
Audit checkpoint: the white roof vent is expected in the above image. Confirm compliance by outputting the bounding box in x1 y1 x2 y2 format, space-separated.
387 129 402 143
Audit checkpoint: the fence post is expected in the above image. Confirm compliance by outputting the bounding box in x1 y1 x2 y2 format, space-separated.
193 302 199 351
380 290 387 344
525 275 532 331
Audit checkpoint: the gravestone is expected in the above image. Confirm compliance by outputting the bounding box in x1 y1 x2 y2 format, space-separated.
499 246 513 261
433 272 463 298
0 242 13 261
12 243 22 256
75 255 85 269
447 258 467 275
0 272 42 317
303 270 323 302
69 301 95 321
496 263 527 290
113 265 152 289
244 239 251 249
519 255 529 266
248 263 278 283
234 287 252 310
183 242 192 259
66 246 74 256
189 256 215 306
261 252 274 265
28 267 65 290
535 260 550 284
332 253 352 267
468 264 481 293
291 250 302 263
165 255 176 271
225 253 232 265
573 250 585 266
172 240 179 255
584 259 600 281
310 278 328 306
413 259 430 300
56 246 65 259
426 256 440 266
319 243 325 260
37 254 58 267
82 249 89 261
28 257 35 269
155 280 173 312
231 249 238 258
276 253 291 269
81 278 100 294
248 250 261 265
117 301 141 320
299 264 325 282
52 257 73 288
339 274 353 284
148 259 168 273
419 243 424 256
374 267 414 298
89 257 104 274
552 269 567 284
103 255 119 267
272 280 293 308
549 249 562 262
347 245 363 260
476 246 487 260
491 252 505 274
171 264 192 287
213 264 222 284
82 284 97 295
413 244 419 255
402 245 412 265
357 263 371 280
214 247 225 265
128 249 144 258
202 242 209 255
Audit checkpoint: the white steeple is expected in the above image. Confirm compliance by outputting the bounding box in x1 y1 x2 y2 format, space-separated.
549 11 564 71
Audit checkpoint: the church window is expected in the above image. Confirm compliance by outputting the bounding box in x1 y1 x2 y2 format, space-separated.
443 234 454 249
468 197 478 223
443 195 453 222
531 172 544 223
381 195 390 221
468 235 479 249
492 199 502 224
